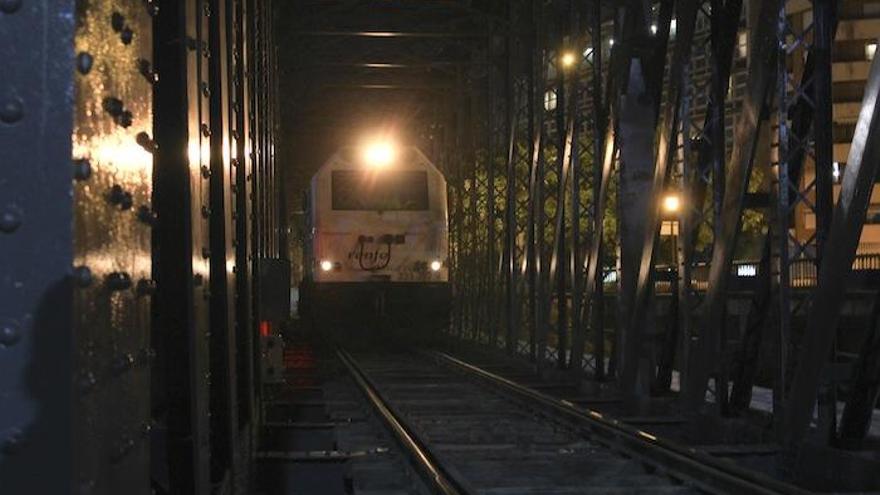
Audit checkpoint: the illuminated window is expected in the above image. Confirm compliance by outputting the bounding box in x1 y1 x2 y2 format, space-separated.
544 89 557 111
737 31 748 59
832 162 841 183
866 42 877 61
669 19 677 39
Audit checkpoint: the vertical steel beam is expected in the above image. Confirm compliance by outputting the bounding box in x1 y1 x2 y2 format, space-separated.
504 2 519 354
682 0 782 409
208 0 240 487
624 0 699 400
784 51 880 446
568 1 584 375
590 1 608 381
0 3 75 493
616 58 656 401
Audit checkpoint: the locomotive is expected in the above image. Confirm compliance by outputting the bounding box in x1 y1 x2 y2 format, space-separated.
301 143 451 331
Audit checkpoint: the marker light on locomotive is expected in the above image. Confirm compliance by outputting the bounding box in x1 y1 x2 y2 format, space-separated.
320 260 334 272
430 260 442 272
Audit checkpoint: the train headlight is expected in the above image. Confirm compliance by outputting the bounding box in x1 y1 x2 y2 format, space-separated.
363 140 397 169
320 260 334 272
430 260 442 272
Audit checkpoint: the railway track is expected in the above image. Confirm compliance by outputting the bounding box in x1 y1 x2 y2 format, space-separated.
257 333 431 494
338 346 809 495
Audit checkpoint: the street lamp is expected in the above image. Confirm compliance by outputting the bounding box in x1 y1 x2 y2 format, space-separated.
560 51 577 69
662 194 681 213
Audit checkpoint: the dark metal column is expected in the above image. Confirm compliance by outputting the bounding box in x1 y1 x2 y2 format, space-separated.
0 2 76 493
784 47 880 447
682 0 782 410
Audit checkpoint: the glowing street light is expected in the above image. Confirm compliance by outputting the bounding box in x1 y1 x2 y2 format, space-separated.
662 194 681 213
363 140 397 168
560 51 577 68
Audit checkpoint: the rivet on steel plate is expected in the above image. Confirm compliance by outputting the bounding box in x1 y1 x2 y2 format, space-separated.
76 52 94 75
107 184 126 205
118 110 133 128
110 12 125 32
120 27 133 45
73 266 93 287
200 123 211 138
73 159 92 181
136 131 158 153
0 207 22 233
0 98 23 124
0 0 23 14
0 320 21 347
120 191 133 210
102 97 124 117
201 165 211 179
201 205 210 218
106 272 132 291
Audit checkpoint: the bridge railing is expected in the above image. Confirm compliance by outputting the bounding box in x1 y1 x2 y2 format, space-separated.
600 253 880 293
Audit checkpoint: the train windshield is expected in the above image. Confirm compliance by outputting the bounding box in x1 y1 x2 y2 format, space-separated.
331 170 429 211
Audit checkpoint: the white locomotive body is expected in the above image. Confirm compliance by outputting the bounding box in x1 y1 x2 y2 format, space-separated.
302 146 450 330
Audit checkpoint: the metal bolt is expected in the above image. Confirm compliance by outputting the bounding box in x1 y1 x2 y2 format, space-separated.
76 52 94 75
136 132 158 153
73 266 93 287
0 98 23 124
73 159 92 181
0 320 21 347
103 97 124 117
0 0 23 14
0 207 22 233
200 205 210 218
106 272 132 291
200 165 211 179
200 123 211 138
107 184 126 205
201 247 210 259
201 82 210 98
120 27 133 45
118 110 133 128
120 191 133 210
110 12 124 32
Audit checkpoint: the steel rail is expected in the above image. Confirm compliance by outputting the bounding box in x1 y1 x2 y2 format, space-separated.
429 351 809 495
336 347 471 495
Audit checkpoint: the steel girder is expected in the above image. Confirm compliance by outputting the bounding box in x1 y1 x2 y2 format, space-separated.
784 38 880 447
682 0 783 410
622 0 700 401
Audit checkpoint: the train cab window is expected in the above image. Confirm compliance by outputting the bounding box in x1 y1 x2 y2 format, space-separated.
332 170 429 211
